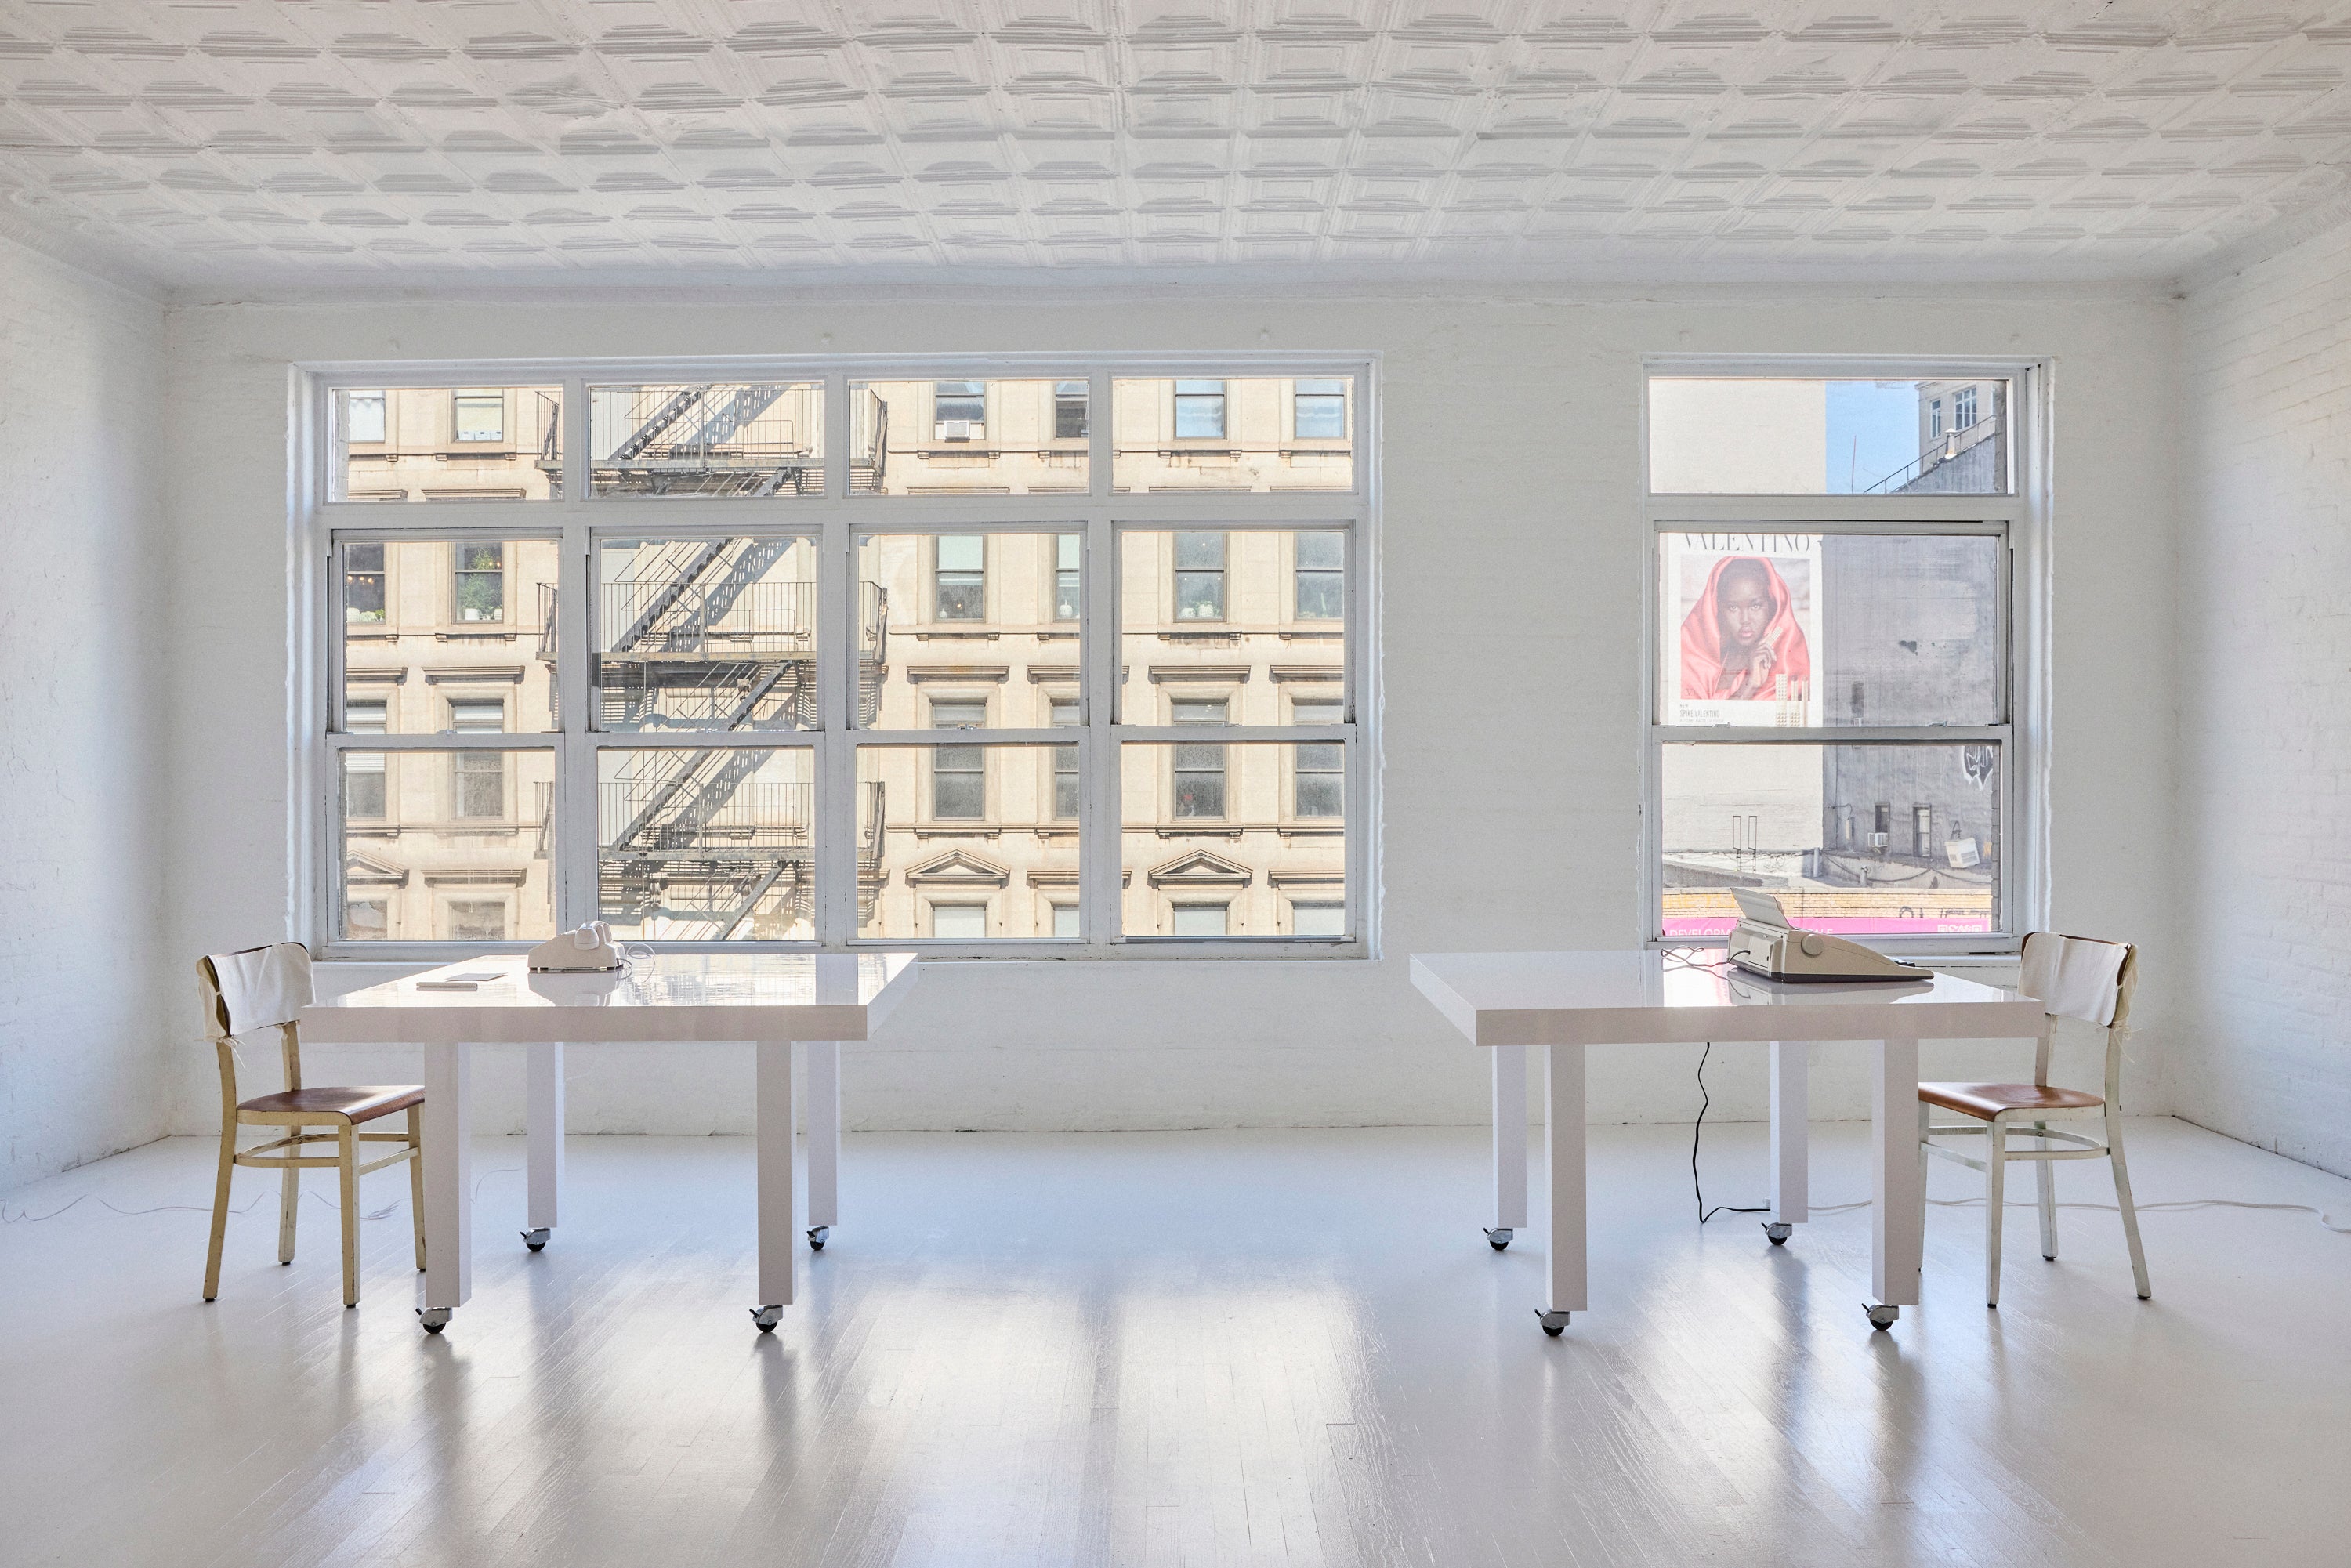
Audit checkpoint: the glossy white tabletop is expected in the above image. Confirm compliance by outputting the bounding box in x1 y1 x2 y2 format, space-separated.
302 953 919 1045
1410 950 2045 1047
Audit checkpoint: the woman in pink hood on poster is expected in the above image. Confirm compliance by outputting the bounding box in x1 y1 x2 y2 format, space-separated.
1680 555 1810 702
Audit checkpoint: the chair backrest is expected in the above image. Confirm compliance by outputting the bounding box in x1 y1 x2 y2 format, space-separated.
199 942 314 1036
197 943 313 1106
2019 930 2138 1097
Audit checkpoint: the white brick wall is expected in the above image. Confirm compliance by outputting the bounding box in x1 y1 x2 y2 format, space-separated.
2179 223 2351 1176
0 234 170 1193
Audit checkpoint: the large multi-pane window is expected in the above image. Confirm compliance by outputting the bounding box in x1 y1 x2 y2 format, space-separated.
1643 364 2035 951
316 360 1371 954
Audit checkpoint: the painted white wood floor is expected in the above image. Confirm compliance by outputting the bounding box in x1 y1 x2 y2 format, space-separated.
3 1118 2348 1567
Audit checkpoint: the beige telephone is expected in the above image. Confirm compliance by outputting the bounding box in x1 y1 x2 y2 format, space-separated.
1726 889 1929 983
527 921 628 973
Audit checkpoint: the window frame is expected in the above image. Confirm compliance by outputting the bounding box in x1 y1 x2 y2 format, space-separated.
1639 355 2049 957
299 353 1378 960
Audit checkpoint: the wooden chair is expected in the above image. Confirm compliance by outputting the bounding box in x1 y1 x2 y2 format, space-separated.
199 942 426 1307
1919 931 2150 1308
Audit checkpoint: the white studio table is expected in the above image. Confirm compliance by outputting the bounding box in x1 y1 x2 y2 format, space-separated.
301 951 918 1334
1409 950 2046 1333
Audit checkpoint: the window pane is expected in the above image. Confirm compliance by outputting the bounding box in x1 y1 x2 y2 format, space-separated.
453 542 504 623
934 534 985 620
447 900 507 941
1294 742 1344 818
596 536 817 733
454 751 505 818
1294 378 1349 440
1123 741 1344 936
933 380 986 425
1114 377 1354 492
1051 698 1080 820
332 386 560 502
1292 901 1345 937
850 378 1089 494
858 534 1080 728
598 748 813 941
1660 532 2001 726
1055 533 1081 621
337 749 557 942
343 541 386 624
453 389 504 443
857 744 1078 940
447 699 505 734
341 537 558 733
1054 381 1089 440
1173 379 1226 439
589 382 823 498
346 390 386 445
1659 742 2001 938
1295 530 1345 621
1052 903 1081 939
1121 531 1345 722
930 903 988 940
1647 378 2011 495
1172 904 1228 937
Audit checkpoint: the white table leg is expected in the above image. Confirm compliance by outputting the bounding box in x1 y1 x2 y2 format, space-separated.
523 1041 563 1251
1767 1040 1808 1242
1539 1041 1587 1334
752 1038 796 1330
419 1041 473 1332
806 1041 839 1251
1487 1043 1527 1250
1868 1034 1925 1327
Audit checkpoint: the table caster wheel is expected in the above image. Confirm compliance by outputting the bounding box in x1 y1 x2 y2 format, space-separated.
1865 1303 1900 1331
1763 1222 1791 1245
807 1226 829 1251
418 1307 451 1334
521 1228 550 1252
1536 1309 1570 1336
751 1305 783 1333
1484 1227 1512 1251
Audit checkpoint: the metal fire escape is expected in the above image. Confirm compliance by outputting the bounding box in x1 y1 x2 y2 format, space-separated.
522 389 899 936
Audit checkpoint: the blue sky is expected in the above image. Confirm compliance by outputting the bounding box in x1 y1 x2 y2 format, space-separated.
1824 381 1925 493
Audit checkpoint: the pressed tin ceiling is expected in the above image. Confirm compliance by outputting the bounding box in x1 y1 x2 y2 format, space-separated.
2 0 2349 291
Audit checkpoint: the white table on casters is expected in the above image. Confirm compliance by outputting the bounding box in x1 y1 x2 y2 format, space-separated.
1408 951 2045 1333
301 951 918 1333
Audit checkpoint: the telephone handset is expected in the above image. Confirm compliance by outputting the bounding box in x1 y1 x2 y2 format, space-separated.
527 921 629 973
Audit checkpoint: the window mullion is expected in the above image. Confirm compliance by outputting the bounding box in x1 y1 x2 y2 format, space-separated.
819 369 853 946
1083 366 1115 944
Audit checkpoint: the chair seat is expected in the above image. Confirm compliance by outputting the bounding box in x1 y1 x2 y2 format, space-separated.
1919 1081 2104 1120
238 1085 424 1124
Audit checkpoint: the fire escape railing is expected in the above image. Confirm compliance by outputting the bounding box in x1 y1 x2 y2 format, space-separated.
1863 414 2001 495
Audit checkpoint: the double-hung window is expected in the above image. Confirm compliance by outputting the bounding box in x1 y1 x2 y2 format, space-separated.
313 358 1373 957
1173 380 1226 439
452 389 504 443
1643 363 2037 953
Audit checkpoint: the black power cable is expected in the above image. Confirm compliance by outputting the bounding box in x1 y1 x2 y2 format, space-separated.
1692 1041 1770 1224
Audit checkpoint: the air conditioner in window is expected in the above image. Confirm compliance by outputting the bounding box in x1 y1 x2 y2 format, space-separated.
935 420 982 442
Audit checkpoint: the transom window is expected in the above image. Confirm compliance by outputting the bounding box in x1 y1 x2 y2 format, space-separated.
1643 362 2038 952
313 359 1372 955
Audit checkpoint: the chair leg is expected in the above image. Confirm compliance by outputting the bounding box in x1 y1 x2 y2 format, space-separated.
1983 1117 2008 1308
2034 1121 2058 1261
204 1117 237 1302
2106 1104 2152 1300
338 1123 360 1309
1917 1099 1932 1194
406 1105 426 1272
277 1140 301 1265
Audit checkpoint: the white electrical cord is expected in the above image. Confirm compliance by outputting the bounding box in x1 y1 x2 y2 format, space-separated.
1799 1193 2351 1232
2 1166 521 1226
